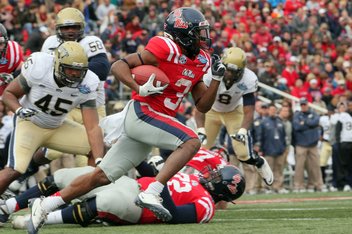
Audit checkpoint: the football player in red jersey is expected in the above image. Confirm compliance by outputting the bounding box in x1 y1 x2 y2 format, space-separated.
5 164 244 228
28 7 226 232
0 23 23 96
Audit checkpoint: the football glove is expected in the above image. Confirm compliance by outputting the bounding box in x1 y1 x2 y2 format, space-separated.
211 55 226 81
230 128 247 144
15 107 38 119
0 73 14 84
138 73 168 97
197 127 208 145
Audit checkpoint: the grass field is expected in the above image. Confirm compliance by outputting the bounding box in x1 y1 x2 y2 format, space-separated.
2 191 352 234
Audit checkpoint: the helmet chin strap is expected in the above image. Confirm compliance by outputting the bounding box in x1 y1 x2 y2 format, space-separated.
53 73 66 88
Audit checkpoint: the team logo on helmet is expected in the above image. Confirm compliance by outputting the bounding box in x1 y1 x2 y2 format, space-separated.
173 9 188 29
174 18 188 29
227 174 243 194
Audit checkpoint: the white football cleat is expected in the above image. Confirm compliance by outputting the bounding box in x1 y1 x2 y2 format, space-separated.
12 214 30 229
256 156 274 186
27 198 47 234
134 192 172 222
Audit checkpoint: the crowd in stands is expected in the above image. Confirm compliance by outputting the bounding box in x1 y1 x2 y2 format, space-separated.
0 0 352 194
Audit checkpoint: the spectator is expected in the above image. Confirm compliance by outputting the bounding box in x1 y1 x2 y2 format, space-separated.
24 26 50 55
255 104 287 194
95 0 116 26
127 0 146 23
291 8 309 34
332 79 347 96
282 60 299 88
141 4 163 37
292 97 324 192
125 15 143 35
291 79 312 102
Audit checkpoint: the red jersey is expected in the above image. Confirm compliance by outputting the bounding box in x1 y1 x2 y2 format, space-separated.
133 36 211 117
138 173 215 224
0 40 23 95
185 147 228 173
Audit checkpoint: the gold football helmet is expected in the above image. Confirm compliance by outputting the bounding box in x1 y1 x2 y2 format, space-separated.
54 41 88 88
222 47 247 85
56 7 85 41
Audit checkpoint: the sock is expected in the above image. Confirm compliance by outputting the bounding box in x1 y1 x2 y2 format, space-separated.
60 205 76 224
144 181 164 194
41 196 65 213
5 198 17 213
13 185 43 211
255 157 264 168
46 210 63 225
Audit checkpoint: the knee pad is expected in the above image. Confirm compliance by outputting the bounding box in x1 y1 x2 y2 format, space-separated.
72 197 97 227
37 176 59 196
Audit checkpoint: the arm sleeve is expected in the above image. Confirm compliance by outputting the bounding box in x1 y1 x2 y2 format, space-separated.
242 92 255 106
160 187 197 224
335 121 342 143
88 53 110 81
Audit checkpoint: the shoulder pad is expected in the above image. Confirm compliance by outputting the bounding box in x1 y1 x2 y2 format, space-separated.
81 70 100 91
242 68 259 92
145 36 182 62
21 52 54 82
41 35 60 54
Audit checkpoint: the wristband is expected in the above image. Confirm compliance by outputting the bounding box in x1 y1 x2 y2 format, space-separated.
95 157 103 165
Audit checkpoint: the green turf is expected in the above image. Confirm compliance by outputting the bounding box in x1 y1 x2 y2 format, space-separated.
2 191 352 234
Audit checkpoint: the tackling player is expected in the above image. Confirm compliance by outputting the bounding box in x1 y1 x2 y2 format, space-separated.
28 7 225 232
0 23 23 96
194 47 274 186
40 7 109 167
0 42 104 199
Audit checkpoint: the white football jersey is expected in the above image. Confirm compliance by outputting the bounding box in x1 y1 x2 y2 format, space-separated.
0 115 13 149
336 112 352 142
203 67 258 112
20 52 100 129
319 115 331 141
41 35 106 106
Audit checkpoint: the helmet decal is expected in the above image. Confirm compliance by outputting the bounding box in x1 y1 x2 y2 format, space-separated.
174 18 188 29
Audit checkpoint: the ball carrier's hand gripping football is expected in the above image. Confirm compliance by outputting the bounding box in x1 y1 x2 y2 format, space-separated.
138 73 168 96
131 65 170 97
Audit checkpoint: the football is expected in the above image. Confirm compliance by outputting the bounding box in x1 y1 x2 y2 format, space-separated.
131 65 170 87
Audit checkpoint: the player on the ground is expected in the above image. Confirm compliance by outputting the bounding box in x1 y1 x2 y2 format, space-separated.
0 42 104 201
28 7 225 233
0 23 23 97
4 164 244 228
194 47 273 186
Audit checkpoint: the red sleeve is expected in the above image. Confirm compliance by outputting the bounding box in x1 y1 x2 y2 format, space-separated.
145 36 182 62
13 42 24 70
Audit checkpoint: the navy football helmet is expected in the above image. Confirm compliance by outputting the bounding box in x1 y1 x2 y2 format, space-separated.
200 165 245 202
164 7 211 58
0 24 8 63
